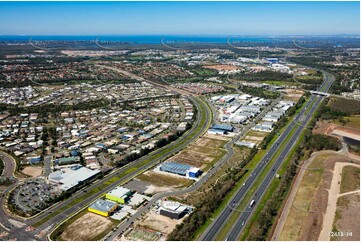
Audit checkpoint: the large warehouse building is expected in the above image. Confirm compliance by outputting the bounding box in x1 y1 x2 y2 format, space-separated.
208 124 234 134
88 199 118 217
160 162 201 178
48 165 100 191
159 201 189 219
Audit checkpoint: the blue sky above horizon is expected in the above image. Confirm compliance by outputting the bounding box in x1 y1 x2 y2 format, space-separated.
0 1 359 36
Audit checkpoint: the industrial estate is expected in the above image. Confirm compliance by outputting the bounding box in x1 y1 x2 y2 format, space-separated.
0 1 360 242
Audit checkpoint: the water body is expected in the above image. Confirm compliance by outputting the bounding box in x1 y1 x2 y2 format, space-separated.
1 35 352 43
0 35 272 43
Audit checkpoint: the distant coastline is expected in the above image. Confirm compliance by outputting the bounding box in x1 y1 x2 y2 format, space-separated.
0 35 359 44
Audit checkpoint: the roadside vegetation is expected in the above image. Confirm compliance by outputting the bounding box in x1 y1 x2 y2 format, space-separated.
239 86 280 99
230 70 293 82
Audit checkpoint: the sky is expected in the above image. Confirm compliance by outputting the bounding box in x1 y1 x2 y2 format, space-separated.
0 1 359 36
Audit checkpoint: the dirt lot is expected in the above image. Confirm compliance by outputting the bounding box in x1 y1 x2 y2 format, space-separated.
137 211 186 236
203 64 240 72
137 171 193 190
125 226 162 241
313 120 360 137
61 212 115 241
21 166 42 177
332 193 360 241
282 89 304 102
169 135 229 169
278 153 355 241
340 166 360 194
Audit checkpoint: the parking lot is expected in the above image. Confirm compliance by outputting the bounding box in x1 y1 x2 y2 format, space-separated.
10 178 60 215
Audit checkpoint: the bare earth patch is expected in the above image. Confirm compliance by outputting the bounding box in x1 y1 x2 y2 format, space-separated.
22 166 42 177
169 136 228 169
203 64 240 72
137 170 192 189
332 193 360 241
137 211 186 236
313 120 360 137
282 89 304 102
61 212 114 241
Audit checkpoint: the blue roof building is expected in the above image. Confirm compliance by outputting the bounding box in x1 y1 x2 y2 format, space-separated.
211 124 234 132
160 162 192 176
70 150 80 157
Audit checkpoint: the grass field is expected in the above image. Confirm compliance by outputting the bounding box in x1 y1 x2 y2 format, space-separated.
328 97 360 115
340 166 360 194
170 136 229 170
245 130 268 138
277 154 325 241
345 115 360 129
126 226 161 241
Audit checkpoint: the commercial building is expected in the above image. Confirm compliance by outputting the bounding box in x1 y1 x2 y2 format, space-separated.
160 162 201 178
105 186 132 204
160 162 191 176
159 201 189 219
48 165 100 191
53 156 80 166
208 124 234 134
187 167 201 178
88 199 118 217
235 141 256 149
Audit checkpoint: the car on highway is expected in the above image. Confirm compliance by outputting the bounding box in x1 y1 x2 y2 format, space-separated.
249 199 256 208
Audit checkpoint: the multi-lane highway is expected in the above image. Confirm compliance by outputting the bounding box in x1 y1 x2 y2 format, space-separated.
200 71 334 241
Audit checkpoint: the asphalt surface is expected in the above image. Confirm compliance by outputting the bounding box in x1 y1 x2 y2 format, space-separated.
200 71 334 241
0 151 20 231
43 155 52 178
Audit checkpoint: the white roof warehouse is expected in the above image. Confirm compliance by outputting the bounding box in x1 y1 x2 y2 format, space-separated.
48 165 101 191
